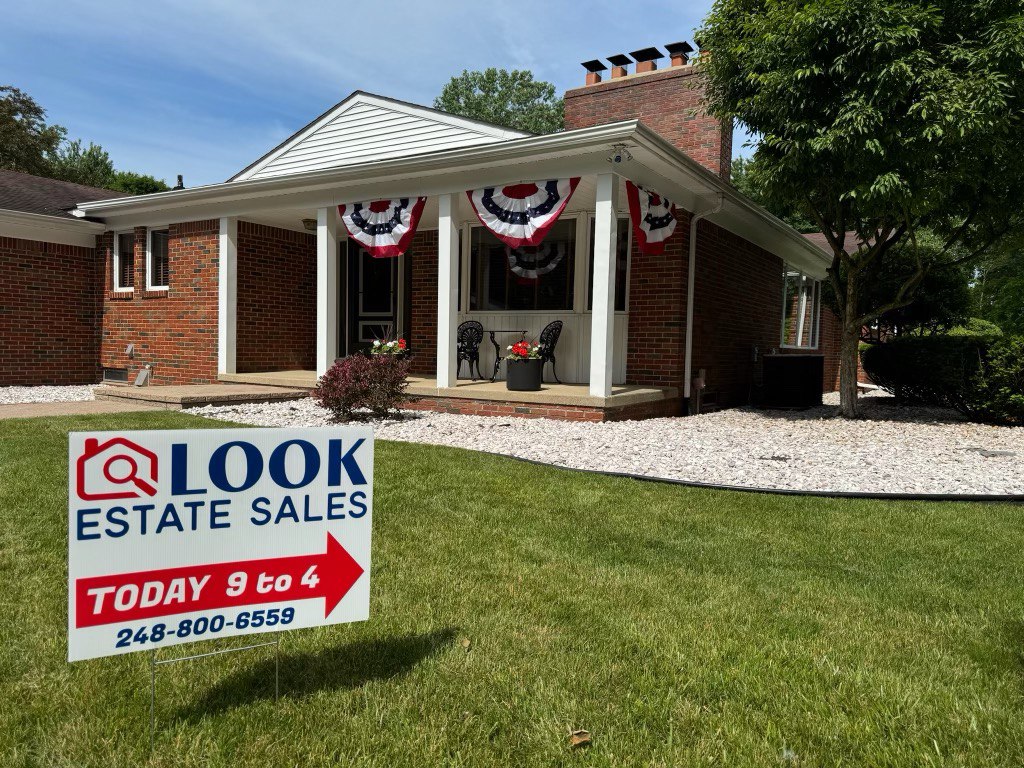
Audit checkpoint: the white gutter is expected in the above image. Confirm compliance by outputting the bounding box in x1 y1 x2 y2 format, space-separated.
73 121 645 216
0 208 105 247
683 193 725 400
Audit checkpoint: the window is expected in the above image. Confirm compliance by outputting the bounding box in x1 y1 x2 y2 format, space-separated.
113 232 135 291
102 367 128 384
587 217 630 312
781 266 821 348
147 229 169 289
469 219 576 311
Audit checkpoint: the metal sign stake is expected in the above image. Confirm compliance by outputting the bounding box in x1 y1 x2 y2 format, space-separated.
148 637 281 752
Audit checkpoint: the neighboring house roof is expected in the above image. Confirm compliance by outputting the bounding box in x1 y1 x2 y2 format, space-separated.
0 170 124 219
0 170 115 246
802 231 870 256
230 91 530 182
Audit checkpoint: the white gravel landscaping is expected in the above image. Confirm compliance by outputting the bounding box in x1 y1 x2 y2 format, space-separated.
185 391 1024 496
0 385 96 405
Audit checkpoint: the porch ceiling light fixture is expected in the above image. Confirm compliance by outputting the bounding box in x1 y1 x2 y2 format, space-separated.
607 144 632 164
302 218 317 232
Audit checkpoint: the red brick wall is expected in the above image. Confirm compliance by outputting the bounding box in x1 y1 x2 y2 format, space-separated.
236 221 315 373
691 221 786 408
408 229 438 377
625 214 689 386
564 66 732 178
405 395 683 422
0 236 99 385
623 215 794 405
97 220 219 384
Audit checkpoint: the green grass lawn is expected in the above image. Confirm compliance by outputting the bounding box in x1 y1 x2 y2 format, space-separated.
3 412 1024 767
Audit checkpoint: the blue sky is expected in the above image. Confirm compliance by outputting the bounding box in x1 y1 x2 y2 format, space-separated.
3 1 746 187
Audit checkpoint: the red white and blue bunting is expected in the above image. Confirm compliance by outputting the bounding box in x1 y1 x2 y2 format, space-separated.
338 197 427 258
625 181 677 255
505 240 568 281
467 178 580 248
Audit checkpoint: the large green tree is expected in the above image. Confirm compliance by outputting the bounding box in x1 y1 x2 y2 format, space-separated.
731 156 815 232
48 139 115 188
973 231 1024 334
700 0 1024 416
434 69 563 134
1 85 169 194
107 170 170 195
0 86 65 175
48 140 169 193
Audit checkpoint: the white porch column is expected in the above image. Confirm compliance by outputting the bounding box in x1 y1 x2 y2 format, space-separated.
589 173 619 397
316 205 339 376
436 193 459 388
217 216 238 375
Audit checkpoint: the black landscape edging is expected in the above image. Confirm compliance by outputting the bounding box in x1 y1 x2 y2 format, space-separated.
485 451 1024 503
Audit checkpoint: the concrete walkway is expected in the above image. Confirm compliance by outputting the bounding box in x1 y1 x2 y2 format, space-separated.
0 400 162 420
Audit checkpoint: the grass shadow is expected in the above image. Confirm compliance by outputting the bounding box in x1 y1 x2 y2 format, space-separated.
173 628 458 721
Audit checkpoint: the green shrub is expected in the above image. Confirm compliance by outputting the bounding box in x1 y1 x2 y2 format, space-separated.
861 334 1024 425
947 317 1003 337
970 336 1024 425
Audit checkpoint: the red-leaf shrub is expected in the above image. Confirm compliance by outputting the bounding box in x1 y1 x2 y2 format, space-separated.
312 354 411 420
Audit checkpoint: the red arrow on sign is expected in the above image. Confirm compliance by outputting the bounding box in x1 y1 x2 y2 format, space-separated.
75 533 363 628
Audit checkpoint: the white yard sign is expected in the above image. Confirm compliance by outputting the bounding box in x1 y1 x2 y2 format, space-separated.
67 427 372 662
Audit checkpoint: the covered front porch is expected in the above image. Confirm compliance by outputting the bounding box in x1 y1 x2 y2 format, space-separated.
210 167 645 398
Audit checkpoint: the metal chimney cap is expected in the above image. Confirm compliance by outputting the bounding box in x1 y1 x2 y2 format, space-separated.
630 47 664 63
581 59 608 73
665 41 695 56
607 53 632 67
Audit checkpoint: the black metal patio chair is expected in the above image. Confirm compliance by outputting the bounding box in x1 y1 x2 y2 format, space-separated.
537 320 563 384
456 320 485 380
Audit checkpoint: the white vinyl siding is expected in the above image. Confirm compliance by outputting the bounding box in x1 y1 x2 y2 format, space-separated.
244 98 524 181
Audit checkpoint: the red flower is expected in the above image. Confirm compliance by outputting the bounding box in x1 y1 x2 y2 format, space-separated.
398 338 407 350
511 341 531 358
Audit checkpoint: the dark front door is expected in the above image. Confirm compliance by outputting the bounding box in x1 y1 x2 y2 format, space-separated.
346 241 399 354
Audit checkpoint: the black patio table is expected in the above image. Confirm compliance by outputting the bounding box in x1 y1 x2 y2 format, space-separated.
486 329 528 381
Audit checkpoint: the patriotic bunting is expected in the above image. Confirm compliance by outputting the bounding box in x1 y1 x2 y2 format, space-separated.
625 181 677 255
338 197 427 258
467 178 580 248
505 240 568 281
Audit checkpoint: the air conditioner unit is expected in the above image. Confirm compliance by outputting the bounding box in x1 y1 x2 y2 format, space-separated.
753 353 824 409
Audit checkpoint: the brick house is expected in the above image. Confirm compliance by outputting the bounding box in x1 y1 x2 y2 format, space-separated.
0 48 838 420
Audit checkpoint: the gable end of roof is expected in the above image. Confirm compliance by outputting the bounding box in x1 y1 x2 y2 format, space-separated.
229 91 530 183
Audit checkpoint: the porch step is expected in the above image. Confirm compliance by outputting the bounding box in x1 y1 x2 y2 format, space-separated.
94 384 310 410
219 371 317 389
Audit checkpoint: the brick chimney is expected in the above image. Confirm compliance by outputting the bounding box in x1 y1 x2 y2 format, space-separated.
564 42 732 180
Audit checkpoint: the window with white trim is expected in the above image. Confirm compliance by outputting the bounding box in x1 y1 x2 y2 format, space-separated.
113 232 135 291
781 265 821 348
147 229 169 289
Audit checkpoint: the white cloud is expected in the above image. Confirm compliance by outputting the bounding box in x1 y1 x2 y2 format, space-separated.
3 0 719 185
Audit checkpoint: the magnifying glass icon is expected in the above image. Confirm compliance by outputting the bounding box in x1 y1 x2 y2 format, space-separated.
102 454 157 496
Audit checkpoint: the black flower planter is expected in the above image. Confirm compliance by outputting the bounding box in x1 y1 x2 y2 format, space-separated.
506 358 543 391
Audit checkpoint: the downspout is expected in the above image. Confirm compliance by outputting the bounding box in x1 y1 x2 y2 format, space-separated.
683 193 724 403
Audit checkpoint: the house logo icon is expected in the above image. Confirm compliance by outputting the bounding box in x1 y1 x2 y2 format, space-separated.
76 437 159 501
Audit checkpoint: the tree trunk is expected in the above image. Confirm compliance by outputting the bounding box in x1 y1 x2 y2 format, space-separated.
838 278 860 418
